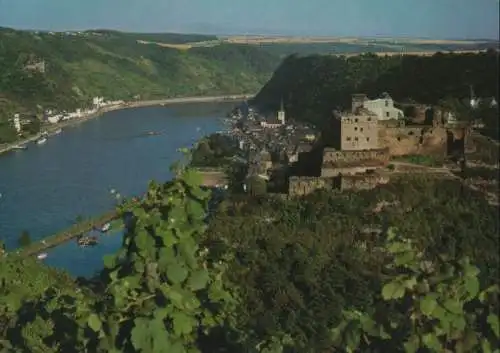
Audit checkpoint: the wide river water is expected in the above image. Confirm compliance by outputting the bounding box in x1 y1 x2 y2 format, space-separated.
0 102 231 277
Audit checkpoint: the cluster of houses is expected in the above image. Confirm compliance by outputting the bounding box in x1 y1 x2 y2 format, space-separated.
227 90 498 196
10 97 124 134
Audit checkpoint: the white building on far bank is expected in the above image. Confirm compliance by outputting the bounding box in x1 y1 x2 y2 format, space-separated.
13 114 21 133
93 96 104 108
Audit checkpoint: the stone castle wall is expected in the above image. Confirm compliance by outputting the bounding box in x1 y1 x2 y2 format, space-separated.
288 176 333 196
321 165 380 177
322 148 390 166
340 174 390 191
378 126 447 156
288 174 389 196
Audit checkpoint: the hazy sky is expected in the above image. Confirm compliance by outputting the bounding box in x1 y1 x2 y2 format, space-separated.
0 0 498 39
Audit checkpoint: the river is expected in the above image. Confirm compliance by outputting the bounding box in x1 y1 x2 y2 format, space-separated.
0 102 232 277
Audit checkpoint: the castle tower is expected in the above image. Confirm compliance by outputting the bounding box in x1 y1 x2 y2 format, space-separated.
277 97 286 125
351 94 368 114
469 85 478 109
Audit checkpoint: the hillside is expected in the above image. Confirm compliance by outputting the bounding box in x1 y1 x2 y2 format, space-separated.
253 50 499 127
0 28 279 120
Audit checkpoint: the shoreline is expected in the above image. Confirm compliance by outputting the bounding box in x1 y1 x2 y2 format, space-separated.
0 93 253 156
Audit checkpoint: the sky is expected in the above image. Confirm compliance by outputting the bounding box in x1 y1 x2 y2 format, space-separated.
0 0 498 39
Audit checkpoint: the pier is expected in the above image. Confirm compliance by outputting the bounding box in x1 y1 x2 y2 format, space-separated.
16 210 120 258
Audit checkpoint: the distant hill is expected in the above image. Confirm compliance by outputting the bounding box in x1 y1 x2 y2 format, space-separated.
0 28 279 121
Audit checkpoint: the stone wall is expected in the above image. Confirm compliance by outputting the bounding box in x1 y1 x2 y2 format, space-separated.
288 176 333 196
322 148 390 167
378 126 447 156
469 133 499 164
321 165 381 177
340 174 390 191
196 170 228 187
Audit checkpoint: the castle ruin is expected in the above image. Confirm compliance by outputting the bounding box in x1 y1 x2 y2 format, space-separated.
289 105 391 196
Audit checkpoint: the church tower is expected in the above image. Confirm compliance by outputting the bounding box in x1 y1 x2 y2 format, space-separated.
277 97 286 125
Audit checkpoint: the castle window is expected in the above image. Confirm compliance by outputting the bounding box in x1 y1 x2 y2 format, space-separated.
367 117 372 121
366 137 370 141
386 112 390 118
385 100 389 107
354 118 358 123
346 137 352 141
360 127 364 132
354 127 358 131
354 137 359 141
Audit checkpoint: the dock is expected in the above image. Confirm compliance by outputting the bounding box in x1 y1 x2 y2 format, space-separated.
16 210 120 258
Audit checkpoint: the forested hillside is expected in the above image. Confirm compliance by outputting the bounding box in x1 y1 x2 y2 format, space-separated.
0 28 279 120
253 50 499 127
1 172 498 352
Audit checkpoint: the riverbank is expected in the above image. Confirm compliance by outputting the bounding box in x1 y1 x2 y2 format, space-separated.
0 93 253 156
15 210 119 258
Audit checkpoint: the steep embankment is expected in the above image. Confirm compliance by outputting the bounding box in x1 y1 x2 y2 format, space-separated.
253 51 499 127
0 28 279 118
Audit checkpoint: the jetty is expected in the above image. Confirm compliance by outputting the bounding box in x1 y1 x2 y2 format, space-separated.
17 210 120 258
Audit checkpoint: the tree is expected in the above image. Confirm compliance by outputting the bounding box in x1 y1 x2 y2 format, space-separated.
18 230 32 248
247 176 267 196
331 228 500 353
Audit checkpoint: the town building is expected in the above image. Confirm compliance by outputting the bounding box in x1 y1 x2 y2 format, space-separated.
277 99 286 125
352 92 404 121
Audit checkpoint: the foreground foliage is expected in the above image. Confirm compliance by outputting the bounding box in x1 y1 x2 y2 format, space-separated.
202 176 499 352
0 170 498 352
332 228 499 353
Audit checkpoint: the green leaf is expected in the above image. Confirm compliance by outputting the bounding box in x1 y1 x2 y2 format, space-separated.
344 321 361 351
464 276 480 299
135 229 151 251
183 169 202 187
420 294 438 316
382 281 406 300
131 318 150 350
171 311 194 336
404 276 418 290
487 314 499 338
482 338 492 353
167 262 189 284
403 335 420 353
103 254 115 269
422 333 442 351
87 313 102 332
187 269 210 291
359 315 378 336
442 299 463 315
162 286 185 308
186 199 206 220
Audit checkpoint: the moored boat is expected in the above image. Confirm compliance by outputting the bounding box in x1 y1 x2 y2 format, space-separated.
36 137 47 145
12 145 27 150
101 223 111 233
37 253 48 260
53 128 62 135
77 235 99 247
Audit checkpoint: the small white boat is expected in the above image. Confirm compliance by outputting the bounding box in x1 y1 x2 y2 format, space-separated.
37 253 48 260
101 223 111 233
36 137 47 145
12 145 27 150
53 128 62 135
